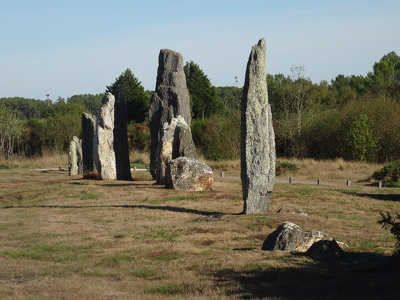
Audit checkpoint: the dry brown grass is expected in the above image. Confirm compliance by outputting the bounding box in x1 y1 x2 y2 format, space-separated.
0 157 399 299
2 151 68 169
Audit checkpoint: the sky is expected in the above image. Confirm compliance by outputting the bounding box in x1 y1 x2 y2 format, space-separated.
1 0 399 100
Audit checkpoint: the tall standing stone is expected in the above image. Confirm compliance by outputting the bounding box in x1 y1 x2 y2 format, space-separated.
68 136 82 175
241 38 276 214
93 92 117 180
149 49 192 183
114 87 131 181
81 113 97 174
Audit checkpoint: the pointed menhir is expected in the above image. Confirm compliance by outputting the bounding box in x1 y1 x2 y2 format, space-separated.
241 38 276 214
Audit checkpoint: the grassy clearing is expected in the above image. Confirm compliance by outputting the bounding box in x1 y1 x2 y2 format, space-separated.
0 158 399 299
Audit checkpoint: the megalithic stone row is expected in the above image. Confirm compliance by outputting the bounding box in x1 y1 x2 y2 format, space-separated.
81 113 97 174
68 136 82 175
241 38 276 214
114 87 131 181
93 92 117 180
149 49 192 184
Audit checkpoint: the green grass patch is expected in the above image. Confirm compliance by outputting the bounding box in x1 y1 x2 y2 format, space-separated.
382 181 400 188
148 251 184 261
92 218 113 223
144 284 184 295
80 190 100 200
130 268 158 279
0 244 95 262
133 225 180 241
357 239 379 251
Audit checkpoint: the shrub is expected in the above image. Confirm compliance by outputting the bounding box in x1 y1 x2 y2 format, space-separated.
191 112 240 161
276 161 299 175
378 212 400 255
373 160 400 182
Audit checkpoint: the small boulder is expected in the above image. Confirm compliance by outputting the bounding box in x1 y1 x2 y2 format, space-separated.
262 221 332 252
305 240 345 262
261 221 303 251
296 229 331 252
165 157 213 191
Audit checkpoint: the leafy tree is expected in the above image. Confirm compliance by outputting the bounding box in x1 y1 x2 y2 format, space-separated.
267 73 292 115
367 51 400 100
345 114 378 162
22 118 45 156
378 212 400 255
67 94 103 114
0 97 47 119
191 111 240 160
0 104 23 158
215 85 242 113
106 68 150 123
184 61 223 119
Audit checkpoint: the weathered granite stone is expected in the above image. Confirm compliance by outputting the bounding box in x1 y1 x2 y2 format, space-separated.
68 136 82 176
165 157 213 191
114 87 131 181
296 229 331 252
93 92 116 180
305 240 345 262
241 38 276 214
156 116 195 184
81 113 96 174
172 120 196 159
261 221 332 252
261 221 303 251
149 49 192 183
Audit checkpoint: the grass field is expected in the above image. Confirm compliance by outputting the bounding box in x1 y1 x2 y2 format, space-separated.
1 155 400 299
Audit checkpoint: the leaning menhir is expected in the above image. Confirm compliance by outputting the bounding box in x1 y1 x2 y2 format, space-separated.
149 49 192 184
93 92 117 180
241 38 276 214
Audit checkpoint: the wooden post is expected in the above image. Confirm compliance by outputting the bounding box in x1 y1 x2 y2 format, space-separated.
220 172 224 178
379 181 382 188
289 177 293 184
346 180 350 186
317 179 321 185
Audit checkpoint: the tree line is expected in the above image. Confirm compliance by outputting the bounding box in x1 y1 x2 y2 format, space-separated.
1 51 399 163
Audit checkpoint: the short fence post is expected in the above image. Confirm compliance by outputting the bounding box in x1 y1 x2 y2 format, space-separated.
317 179 321 185
289 177 293 184
346 179 351 186
220 172 224 178
378 181 382 188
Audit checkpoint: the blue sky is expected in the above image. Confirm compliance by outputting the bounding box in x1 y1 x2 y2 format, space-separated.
1 0 399 100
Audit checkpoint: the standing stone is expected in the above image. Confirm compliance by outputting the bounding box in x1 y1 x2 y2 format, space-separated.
114 87 131 181
93 92 117 180
241 38 276 214
172 120 196 160
68 136 82 176
81 113 97 174
155 116 196 184
149 49 192 183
